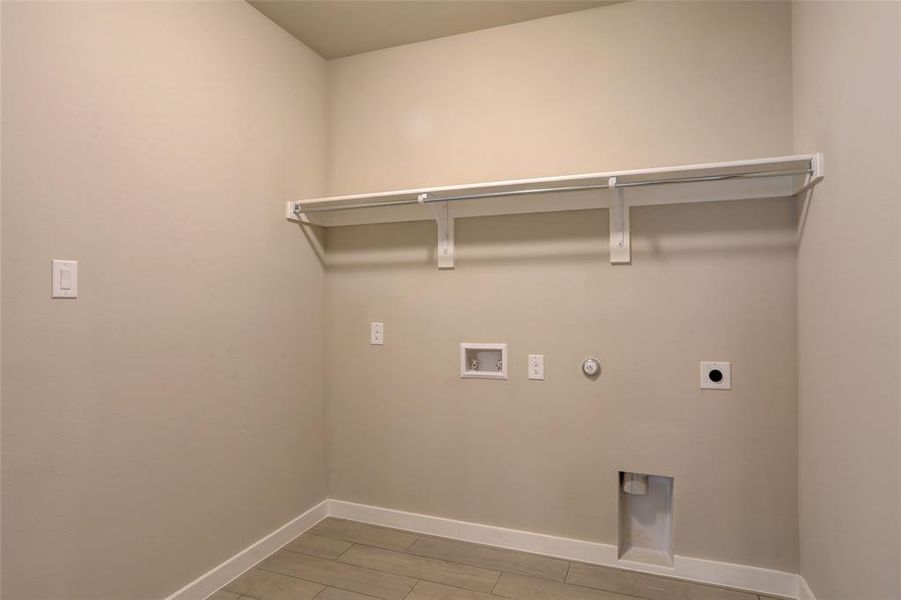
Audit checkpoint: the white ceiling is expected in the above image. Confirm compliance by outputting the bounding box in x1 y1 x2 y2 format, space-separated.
249 0 618 60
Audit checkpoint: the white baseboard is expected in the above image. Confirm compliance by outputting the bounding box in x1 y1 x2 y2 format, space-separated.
163 499 328 600
798 576 817 600
328 499 800 599
161 497 803 600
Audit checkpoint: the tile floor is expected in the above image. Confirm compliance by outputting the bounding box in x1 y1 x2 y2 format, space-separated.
210 518 789 600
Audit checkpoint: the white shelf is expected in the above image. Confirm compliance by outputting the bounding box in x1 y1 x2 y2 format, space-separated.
286 154 823 267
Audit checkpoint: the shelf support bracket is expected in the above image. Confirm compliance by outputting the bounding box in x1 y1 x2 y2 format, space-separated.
608 177 631 264
793 152 825 196
286 201 310 224
420 193 455 269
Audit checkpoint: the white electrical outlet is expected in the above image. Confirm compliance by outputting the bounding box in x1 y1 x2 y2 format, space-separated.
370 322 384 345
528 354 545 380
700 361 731 390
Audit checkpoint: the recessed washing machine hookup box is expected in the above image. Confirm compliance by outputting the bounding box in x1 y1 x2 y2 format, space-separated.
460 343 507 380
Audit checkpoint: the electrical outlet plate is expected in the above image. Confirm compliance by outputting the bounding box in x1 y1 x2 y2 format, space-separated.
370 322 384 345
700 361 731 390
528 354 545 380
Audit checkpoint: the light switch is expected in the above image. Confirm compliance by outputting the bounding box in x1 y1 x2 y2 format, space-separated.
370 322 384 345
52 259 78 298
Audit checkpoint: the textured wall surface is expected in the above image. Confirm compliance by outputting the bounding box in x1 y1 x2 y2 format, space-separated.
1 2 328 598
325 1 799 572
793 2 901 599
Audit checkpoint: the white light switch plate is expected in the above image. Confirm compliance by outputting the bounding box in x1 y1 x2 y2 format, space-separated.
51 259 78 299
700 361 731 390
370 322 384 345
528 354 545 380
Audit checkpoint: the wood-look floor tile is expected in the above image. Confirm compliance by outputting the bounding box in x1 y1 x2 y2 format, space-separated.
404 580 507 600
407 536 569 582
311 519 418 552
224 567 324 600
567 563 758 600
314 588 382 600
259 549 416 600
286 533 353 559
338 544 500 592
493 572 638 600
207 591 241 600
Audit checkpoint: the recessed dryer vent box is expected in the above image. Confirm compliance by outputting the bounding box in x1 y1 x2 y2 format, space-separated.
460 343 507 380
618 472 674 567
700 361 731 390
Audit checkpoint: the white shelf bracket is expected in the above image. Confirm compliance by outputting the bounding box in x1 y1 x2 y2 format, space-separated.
420 193 455 269
793 152 825 196
286 201 310 223
608 177 631 264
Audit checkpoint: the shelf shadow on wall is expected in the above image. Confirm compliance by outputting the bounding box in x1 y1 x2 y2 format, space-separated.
324 197 798 272
294 220 328 269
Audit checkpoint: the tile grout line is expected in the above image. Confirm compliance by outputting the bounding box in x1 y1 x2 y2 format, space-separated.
256 554 561 600
340 521 766 599
252 540 422 600
224 521 768 600
315 584 385 600
404 535 421 555
400 578 420 600
306 535 557 588
251 564 407 598
310 522 420 555
334 542 357 561
316 521 570 583
489 571 502 597
494 568 657 600
332 546 504 594
399 576 513 599
259 562 390 600
243 556 677 600
404 541 569 583
295 531 627 594
489 568 502 593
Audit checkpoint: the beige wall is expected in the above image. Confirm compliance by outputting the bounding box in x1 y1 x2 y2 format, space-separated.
0 1 4 593
9 1 894 596
793 3 901 599
327 1 793 194
1 2 328 599
325 1 800 571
